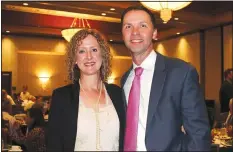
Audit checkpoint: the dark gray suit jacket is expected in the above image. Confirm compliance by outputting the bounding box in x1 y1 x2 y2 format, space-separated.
121 52 211 151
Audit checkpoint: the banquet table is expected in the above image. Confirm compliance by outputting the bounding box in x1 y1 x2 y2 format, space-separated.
211 127 233 152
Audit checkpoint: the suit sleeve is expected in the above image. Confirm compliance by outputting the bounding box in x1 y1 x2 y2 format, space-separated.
46 90 63 152
181 66 211 151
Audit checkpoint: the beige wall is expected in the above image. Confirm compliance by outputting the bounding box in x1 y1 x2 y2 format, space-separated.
154 33 201 75
110 43 131 56
224 25 232 70
111 57 132 86
205 27 222 118
2 25 230 98
17 53 68 96
1 35 69 96
2 36 19 89
1 35 132 96
110 44 132 86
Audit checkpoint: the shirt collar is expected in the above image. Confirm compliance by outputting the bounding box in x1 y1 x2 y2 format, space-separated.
132 50 157 71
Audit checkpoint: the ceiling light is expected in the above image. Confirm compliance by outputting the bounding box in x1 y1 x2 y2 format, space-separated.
61 18 91 42
174 17 179 20
140 0 192 23
110 8 115 11
6 31 10 33
101 13 106 16
176 32 180 35
110 39 113 42
23 3 28 6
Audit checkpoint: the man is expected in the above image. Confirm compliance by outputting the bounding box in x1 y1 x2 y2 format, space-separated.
225 98 233 126
32 96 44 112
2 90 13 114
20 85 31 100
219 68 233 113
2 89 15 106
121 6 211 151
14 93 24 106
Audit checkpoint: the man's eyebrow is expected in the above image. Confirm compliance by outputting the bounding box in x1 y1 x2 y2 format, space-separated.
123 23 131 25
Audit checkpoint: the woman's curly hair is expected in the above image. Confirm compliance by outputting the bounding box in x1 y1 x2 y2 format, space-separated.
66 29 112 83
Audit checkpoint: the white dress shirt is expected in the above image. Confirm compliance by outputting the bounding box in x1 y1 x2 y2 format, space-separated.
7 95 15 105
123 50 156 151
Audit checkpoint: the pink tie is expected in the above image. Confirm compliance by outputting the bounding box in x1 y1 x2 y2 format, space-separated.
124 67 144 151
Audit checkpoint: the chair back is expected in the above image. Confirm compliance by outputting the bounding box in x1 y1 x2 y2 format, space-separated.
205 100 216 129
12 105 25 115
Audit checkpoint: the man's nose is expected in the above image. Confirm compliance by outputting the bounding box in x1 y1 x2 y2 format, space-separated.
132 27 140 35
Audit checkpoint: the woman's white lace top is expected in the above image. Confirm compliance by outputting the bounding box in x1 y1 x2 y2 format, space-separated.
74 88 120 151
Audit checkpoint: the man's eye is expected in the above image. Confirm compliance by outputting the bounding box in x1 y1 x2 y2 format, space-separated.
125 25 131 29
141 24 147 28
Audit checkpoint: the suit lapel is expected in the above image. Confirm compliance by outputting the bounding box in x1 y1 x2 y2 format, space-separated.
71 81 80 111
146 52 167 135
68 81 80 150
121 66 133 88
121 66 133 110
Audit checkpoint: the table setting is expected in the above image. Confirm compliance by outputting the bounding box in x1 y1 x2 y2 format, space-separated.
211 125 233 151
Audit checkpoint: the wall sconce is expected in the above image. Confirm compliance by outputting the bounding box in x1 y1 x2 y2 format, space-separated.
107 77 115 84
39 76 50 83
38 76 50 91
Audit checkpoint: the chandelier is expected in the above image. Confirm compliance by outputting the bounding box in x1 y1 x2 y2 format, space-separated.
140 0 192 23
61 18 91 42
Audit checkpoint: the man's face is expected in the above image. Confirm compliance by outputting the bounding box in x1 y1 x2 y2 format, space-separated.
227 71 233 81
229 71 233 80
23 86 28 92
122 10 157 56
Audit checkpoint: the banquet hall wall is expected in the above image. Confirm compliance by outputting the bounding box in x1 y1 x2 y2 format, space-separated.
2 25 232 119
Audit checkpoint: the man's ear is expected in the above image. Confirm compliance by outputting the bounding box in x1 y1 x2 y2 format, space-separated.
152 29 158 40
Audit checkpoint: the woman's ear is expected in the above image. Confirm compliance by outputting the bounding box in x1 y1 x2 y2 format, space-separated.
74 63 79 69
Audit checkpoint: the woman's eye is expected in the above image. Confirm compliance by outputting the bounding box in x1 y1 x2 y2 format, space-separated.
92 48 98 52
78 50 85 54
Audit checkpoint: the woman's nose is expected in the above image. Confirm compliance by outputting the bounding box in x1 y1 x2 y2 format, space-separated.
86 51 93 59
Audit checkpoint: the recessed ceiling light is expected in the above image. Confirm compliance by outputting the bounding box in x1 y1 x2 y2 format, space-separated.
101 13 106 16
176 32 180 35
110 8 115 11
6 30 10 33
174 17 179 20
110 39 113 42
23 3 28 6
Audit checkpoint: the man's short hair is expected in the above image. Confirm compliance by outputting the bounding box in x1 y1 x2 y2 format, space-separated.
224 68 233 79
121 5 156 29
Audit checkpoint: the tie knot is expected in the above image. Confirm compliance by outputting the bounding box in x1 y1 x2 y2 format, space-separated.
134 67 143 76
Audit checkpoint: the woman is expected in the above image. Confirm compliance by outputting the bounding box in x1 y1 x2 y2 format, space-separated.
10 108 46 152
47 29 125 151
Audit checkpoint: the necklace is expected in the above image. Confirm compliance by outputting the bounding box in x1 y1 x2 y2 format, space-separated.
79 79 102 151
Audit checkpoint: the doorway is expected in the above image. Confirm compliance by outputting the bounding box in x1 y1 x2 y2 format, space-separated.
2 71 12 95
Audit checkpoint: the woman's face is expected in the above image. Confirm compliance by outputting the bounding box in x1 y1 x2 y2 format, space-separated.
76 35 103 77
